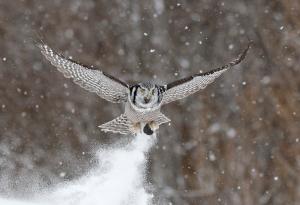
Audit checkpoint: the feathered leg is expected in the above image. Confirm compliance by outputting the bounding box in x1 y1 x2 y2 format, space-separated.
129 122 142 134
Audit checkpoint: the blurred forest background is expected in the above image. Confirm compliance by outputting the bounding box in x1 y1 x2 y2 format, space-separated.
0 0 299 204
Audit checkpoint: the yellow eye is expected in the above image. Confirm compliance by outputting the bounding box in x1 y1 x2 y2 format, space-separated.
152 89 155 94
140 89 145 94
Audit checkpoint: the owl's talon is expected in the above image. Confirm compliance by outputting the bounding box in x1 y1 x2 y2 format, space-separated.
143 121 159 135
143 124 154 135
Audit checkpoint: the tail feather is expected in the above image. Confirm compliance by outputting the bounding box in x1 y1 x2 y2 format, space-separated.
99 114 133 135
99 112 171 135
156 113 171 126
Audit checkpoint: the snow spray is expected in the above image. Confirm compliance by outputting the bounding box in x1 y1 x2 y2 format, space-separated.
0 133 156 205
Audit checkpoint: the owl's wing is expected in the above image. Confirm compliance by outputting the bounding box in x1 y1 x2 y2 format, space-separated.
39 44 129 103
162 43 250 105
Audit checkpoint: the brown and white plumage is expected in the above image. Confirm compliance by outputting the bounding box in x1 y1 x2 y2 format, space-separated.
38 43 250 135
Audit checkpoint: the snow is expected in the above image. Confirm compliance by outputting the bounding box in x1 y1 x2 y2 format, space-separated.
154 0 164 15
0 199 38 205
1 0 300 204
0 133 156 205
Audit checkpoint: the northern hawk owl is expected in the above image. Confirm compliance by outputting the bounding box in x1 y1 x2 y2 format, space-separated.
38 43 250 135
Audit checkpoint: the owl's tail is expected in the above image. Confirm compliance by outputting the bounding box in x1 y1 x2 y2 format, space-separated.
98 114 133 135
98 113 171 135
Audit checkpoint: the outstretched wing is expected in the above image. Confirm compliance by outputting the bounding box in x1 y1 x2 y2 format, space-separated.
39 44 129 103
162 43 251 105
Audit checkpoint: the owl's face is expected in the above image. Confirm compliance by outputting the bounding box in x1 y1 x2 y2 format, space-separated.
130 82 164 110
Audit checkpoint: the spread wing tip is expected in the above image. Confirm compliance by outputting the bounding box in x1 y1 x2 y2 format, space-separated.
230 41 252 66
37 43 56 59
199 41 251 76
162 42 251 104
37 42 129 103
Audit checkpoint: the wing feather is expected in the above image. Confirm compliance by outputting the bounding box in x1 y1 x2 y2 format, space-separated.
162 43 251 105
38 44 129 103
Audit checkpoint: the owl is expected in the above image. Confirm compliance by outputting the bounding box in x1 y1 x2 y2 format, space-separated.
38 43 250 135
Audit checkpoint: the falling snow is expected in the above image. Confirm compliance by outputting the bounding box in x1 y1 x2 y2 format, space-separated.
0 1 299 205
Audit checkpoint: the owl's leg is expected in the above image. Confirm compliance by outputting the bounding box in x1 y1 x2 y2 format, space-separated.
129 122 142 134
149 121 159 131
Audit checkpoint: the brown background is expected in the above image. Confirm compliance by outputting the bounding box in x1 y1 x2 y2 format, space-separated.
0 0 299 204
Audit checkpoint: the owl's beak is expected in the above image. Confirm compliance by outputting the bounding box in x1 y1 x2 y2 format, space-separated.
144 97 150 103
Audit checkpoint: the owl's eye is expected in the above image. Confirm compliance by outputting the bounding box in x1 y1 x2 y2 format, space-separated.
152 89 155 94
140 89 145 94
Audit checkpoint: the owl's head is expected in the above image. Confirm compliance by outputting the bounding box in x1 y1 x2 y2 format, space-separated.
129 82 165 110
